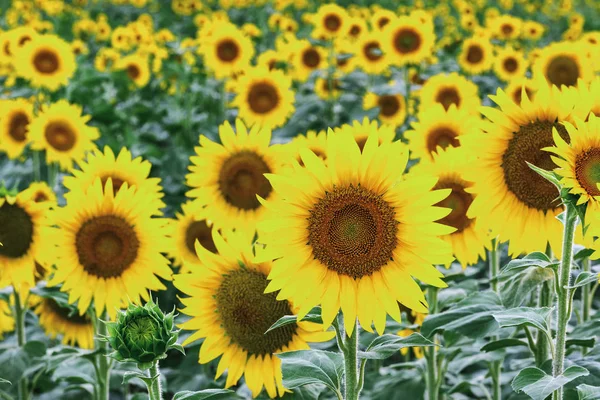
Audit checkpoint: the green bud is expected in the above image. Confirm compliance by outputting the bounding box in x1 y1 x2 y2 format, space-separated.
104 297 184 370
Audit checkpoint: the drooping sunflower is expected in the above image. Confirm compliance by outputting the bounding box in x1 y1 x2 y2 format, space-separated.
533 42 594 88
27 100 100 171
406 104 482 162
458 37 494 75
257 128 454 336
48 179 172 320
505 77 539 105
231 67 295 129
355 32 390 75
32 296 94 349
462 84 578 256
312 3 349 39
333 117 397 153
0 190 51 291
363 91 407 128
186 119 284 239
493 46 528 82
26 181 57 206
15 34 76 91
165 200 217 271
383 16 435 66
115 53 151 88
63 146 165 215
174 231 334 398
0 298 13 339
0 98 33 159
290 40 326 82
409 148 487 266
202 22 254 79
419 72 481 114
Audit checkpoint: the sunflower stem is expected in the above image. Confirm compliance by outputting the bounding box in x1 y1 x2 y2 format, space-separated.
95 312 111 400
551 203 578 400
13 288 28 400
341 317 360 400
403 66 411 124
32 151 41 182
425 287 439 400
488 238 502 400
147 361 163 400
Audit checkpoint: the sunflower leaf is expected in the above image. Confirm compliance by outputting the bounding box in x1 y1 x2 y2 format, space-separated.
358 333 436 360
566 271 599 289
526 162 561 190
577 384 600 400
480 338 529 352
277 350 344 395
172 389 239 400
512 366 589 400
491 307 553 336
265 307 323 334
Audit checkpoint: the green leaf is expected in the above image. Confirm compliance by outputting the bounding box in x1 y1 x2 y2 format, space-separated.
172 389 238 399
23 341 47 358
265 307 323 334
566 337 596 348
577 384 600 399
0 378 10 385
499 262 557 308
527 162 561 189
122 371 155 386
492 307 553 336
566 271 599 289
512 365 590 400
277 350 344 395
480 338 529 352
358 333 436 360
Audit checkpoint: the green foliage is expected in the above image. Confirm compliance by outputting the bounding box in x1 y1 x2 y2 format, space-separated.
512 366 589 400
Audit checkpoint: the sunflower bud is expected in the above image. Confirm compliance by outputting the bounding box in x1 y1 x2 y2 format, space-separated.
105 298 184 370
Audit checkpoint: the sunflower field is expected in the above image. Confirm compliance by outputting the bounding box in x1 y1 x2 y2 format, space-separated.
2 0 600 399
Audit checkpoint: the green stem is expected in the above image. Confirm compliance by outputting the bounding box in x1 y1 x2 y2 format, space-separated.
326 39 335 125
341 318 360 400
47 162 58 191
552 203 578 400
32 151 41 182
148 361 162 400
425 287 439 400
488 239 501 400
404 66 411 126
581 257 591 323
535 281 552 366
13 289 28 400
95 313 111 400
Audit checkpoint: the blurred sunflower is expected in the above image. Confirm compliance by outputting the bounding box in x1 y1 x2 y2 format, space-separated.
174 232 335 398
314 76 343 100
70 39 89 56
16 34 76 91
8 26 38 54
312 3 349 39
570 77 600 121
522 21 545 41
490 15 521 40
419 72 480 114
458 37 494 75
505 77 538 105
356 32 390 74
290 40 326 82
231 67 295 129
398 310 425 358
62 146 165 215
257 128 453 335
48 179 172 320
493 46 528 82
405 104 481 162
383 16 435 66
115 53 151 88
533 42 594 88
202 22 254 79
363 92 407 128
165 200 217 271
111 26 132 51
286 130 328 166
26 181 57 206
0 98 33 159
334 117 396 152
28 100 99 171
346 16 367 41
33 297 94 349
186 119 284 238
371 8 396 30
462 84 577 256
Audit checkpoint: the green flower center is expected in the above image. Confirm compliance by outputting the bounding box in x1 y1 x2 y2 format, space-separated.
575 148 600 197
125 315 156 346
0 202 34 259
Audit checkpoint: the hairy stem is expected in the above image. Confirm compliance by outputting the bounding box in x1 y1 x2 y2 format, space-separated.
14 289 28 400
95 313 111 400
148 361 163 400
425 287 439 400
342 318 360 400
488 239 502 400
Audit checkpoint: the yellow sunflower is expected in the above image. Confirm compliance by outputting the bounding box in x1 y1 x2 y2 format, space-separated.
355 32 390 75
314 76 343 100
0 98 33 159
504 77 539 105
15 34 76 91
383 16 435 66
257 128 454 336
231 67 295 129
493 46 528 82
489 15 522 40
284 130 328 166
62 146 165 215
462 84 578 256
0 190 51 291
406 104 482 162
333 117 397 153
165 200 217 271
186 119 284 239
27 100 100 171
71 39 89 56
312 3 349 39
533 41 594 88
346 17 367 41
290 40 327 82
363 91 407 128
33 296 94 349
409 148 488 266
570 77 600 121
0 298 14 339
7 26 38 56
115 53 151 88
522 21 545 41
419 72 481 114
201 22 254 79
48 179 172 320
371 8 396 31
174 231 335 398
458 37 494 75
26 181 57 206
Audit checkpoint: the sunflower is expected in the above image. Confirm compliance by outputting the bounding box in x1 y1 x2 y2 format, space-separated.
333 117 397 153
70 39 89 56
314 76 343 100
284 130 328 166
458 37 494 75
62 146 165 215
28 100 99 171
570 77 600 121
363 92 407 128
165 200 217 271
355 32 390 75
115 53 151 88
371 8 396 30
419 72 480 114
533 41 594 88
0 98 33 159
312 3 348 39
0 298 13 339
231 67 295 129
7 26 38 55
290 40 326 82
383 16 435 66
33 296 94 349
409 148 487 266
346 17 367 41
48 179 172 320
522 21 545 41
333 39 356 74
257 128 454 336
202 22 254 79
0 31 14 65
405 104 481 162
504 77 539 106
257 49 284 71
0 190 51 291
15 34 76 91
26 181 57 206
174 231 335 398
462 84 578 256
489 15 522 40
493 46 528 82
186 119 284 239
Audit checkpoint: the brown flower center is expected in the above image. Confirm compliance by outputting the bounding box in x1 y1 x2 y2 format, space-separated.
435 87 461 110
503 57 518 73
0 202 34 259
363 41 382 61
8 112 29 143
501 23 514 36
349 25 361 37
512 86 534 105
575 148 600 197
427 127 460 154
33 50 60 74
466 45 484 63
247 82 279 114
46 298 90 325
218 151 272 210
100 176 126 194
377 17 390 29
45 121 76 152
393 28 422 55
324 14 342 32
302 48 321 68
377 95 401 117
502 120 569 210
185 220 217 255
307 184 398 279
75 215 140 278
126 64 141 80
545 55 580 87
216 39 240 62
434 181 473 232
216 268 296 355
